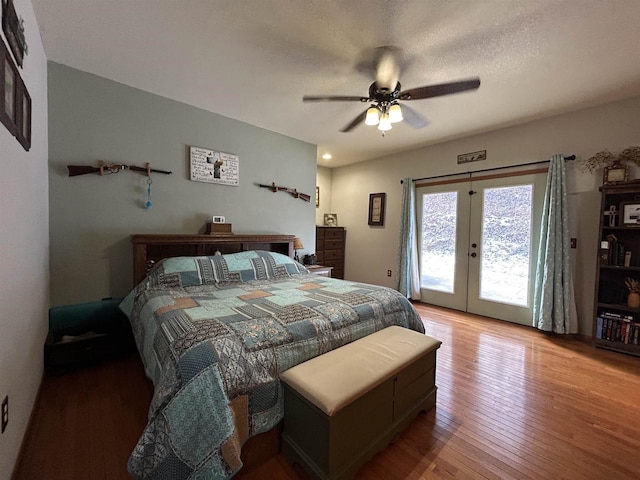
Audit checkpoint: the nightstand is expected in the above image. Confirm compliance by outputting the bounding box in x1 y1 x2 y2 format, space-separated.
306 265 333 277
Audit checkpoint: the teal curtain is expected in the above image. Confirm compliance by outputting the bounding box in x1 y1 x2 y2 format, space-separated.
533 155 578 333
398 178 420 299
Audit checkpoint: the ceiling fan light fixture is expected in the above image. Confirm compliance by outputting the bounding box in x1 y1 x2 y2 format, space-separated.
365 106 380 126
377 113 392 131
389 103 403 123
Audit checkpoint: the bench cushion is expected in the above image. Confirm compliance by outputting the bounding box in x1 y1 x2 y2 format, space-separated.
280 326 441 416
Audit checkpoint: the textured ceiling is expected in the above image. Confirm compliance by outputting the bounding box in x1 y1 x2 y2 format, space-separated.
33 0 640 167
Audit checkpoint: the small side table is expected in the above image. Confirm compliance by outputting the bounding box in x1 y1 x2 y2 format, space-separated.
306 265 333 278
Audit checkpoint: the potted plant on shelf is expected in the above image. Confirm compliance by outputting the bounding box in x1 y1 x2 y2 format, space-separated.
625 277 640 308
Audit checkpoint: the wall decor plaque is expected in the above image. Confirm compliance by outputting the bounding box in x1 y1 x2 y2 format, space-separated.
457 150 486 164
189 146 239 186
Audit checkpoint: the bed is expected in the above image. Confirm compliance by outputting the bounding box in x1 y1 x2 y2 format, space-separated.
121 236 425 479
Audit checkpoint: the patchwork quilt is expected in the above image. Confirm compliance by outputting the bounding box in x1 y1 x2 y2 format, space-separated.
120 250 425 479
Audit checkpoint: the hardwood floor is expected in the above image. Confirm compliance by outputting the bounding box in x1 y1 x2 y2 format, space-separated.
13 304 640 479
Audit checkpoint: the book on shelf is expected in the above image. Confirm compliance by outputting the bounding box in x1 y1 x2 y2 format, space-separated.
596 317 603 339
599 240 609 266
617 243 625 266
598 310 635 342
609 240 618 265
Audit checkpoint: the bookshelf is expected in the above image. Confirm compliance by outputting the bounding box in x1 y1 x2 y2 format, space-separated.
594 183 640 356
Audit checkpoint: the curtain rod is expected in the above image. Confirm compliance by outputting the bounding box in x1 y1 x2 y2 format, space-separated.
400 155 576 184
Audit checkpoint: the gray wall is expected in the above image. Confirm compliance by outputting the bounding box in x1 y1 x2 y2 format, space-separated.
329 95 640 337
0 0 49 475
48 62 316 306
315 165 332 226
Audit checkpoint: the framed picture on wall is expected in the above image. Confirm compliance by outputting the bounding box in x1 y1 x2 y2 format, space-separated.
2 0 27 68
368 193 386 226
0 35 17 136
0 35 30 150
15 72 29 149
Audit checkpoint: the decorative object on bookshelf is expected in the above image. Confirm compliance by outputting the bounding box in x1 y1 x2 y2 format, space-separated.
620 201 640 225
603 233 625 266
579 147 640 184
625 277 640 308
603 162 628 184
605 205 618 226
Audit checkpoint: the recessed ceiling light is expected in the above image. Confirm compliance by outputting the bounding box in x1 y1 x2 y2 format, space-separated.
322 153 332 160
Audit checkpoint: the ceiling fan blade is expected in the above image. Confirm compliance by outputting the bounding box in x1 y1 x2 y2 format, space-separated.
399 77 480 100
400 104 429 129
340 109 367 132
303 95 368 102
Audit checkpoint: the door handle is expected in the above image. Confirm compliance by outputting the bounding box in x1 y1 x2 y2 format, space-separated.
470 252 477 257
471 243 477 248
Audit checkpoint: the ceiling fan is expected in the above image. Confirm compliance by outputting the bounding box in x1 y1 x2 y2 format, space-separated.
303 47 480 134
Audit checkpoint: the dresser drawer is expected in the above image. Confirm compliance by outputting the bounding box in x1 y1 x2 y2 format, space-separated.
324 249 344 260
325 239 343 250
324 228 345 240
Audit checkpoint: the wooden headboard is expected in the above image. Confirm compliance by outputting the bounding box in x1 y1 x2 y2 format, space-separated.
132 234 295 285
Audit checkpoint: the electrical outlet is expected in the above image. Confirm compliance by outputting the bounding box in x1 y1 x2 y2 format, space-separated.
1 395 7 434
387 270 392 277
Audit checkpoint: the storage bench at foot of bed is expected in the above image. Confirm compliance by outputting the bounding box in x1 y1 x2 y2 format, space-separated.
280 326 442 480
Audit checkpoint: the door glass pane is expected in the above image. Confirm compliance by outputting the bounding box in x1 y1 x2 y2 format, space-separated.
480 185 532 306
421 192 458 293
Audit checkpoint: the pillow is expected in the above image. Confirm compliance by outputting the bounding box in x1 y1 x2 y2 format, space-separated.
148 250 308 288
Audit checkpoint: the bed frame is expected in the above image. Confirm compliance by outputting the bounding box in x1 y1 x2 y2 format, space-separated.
132 233 295 285
131 233 294 472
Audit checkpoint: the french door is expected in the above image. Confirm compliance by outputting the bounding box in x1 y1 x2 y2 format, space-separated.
416 171 547 325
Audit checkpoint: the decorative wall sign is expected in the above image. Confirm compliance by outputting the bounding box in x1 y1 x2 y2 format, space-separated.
457 150 487 164
189 146 239 186
2 0 27 68
0 34 29 150
368 192 385 226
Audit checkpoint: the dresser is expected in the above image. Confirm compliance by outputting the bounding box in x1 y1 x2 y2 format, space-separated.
316 226 346 279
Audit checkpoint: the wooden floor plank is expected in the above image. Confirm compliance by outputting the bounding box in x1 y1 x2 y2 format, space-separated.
13 303 640 479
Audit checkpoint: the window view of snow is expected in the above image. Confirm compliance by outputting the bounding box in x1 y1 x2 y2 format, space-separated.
421 192 458 293
420 185 533 306
480 185 532 306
